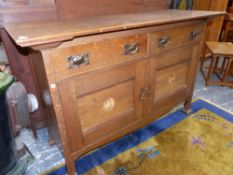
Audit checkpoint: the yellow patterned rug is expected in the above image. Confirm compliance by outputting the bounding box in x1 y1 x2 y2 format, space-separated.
47 99 233 175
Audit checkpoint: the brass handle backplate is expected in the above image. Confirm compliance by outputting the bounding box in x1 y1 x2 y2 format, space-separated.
124 43 139 55
158 36 171 48
190 31 199 40
145 85 152 97
139 85 152 101
67 53 89 69
140 88 145 101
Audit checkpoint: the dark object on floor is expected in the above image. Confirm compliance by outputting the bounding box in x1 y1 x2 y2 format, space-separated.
0 72 17 175
200 41 233 88
6 82 31 137
6 145 35 175
5 81 39 158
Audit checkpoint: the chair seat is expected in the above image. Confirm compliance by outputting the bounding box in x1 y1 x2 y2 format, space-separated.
206 41 233 56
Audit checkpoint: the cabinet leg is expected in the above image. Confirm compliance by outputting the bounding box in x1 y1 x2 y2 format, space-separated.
183 100 192 114
66 159 76 175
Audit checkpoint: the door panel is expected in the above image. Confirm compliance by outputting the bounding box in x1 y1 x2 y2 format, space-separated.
57 61 146 150
145 46 194 117
155 62 189 99
78 80 135 132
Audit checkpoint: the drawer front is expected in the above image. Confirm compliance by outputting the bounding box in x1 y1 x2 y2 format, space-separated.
155 61 189 100
44 34 147 81
57 61 146 151
149 23 204 55
156 45 193 70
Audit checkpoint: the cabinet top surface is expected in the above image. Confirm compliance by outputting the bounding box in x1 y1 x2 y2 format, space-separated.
4 10 224 48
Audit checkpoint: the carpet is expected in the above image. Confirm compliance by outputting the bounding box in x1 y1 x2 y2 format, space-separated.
45 99 233 175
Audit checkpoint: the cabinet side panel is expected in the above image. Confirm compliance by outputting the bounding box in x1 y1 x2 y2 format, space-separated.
29 51 62 149
0 29 47 129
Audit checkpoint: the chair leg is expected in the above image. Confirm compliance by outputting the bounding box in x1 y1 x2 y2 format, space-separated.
200 55 210 81
200 56 204 70
220 57 227 74
213 56 220 72
205 55 217 86
230 60 233 77
222 59 232 82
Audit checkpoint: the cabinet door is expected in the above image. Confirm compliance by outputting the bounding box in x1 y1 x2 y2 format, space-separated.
57 61 146 152
145 44 201 117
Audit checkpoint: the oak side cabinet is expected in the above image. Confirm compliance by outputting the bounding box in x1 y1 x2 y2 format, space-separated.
4 10 224 175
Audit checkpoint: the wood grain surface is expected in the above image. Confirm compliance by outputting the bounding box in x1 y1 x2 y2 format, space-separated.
57 0 169 19
4 10 225 47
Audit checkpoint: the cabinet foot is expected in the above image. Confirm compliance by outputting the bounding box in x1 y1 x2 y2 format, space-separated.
66 159 76 175
183 100 192 114
182 107 192 114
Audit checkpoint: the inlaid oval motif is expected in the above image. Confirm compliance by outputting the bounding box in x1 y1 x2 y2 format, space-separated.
168 74 176 84
103 98 115 111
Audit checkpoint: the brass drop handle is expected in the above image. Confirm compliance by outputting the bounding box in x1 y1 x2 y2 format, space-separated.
191 31 199 40
158 36 171 48
67 53 89 69
124 43 139 55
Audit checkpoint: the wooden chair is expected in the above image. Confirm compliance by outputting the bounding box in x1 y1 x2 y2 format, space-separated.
200 41 233 88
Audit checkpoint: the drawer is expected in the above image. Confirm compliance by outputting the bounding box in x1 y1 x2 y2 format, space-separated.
154 61 189 100
149 23 204 55
43 34 147 81
156 45 193 70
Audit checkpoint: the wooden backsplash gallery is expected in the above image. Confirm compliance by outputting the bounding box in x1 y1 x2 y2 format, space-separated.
57 0 171 19
0 0 171 23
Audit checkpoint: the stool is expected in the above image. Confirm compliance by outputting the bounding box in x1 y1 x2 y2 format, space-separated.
200 42 233 88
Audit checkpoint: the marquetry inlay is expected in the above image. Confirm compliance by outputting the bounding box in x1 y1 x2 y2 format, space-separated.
103 98 115 111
